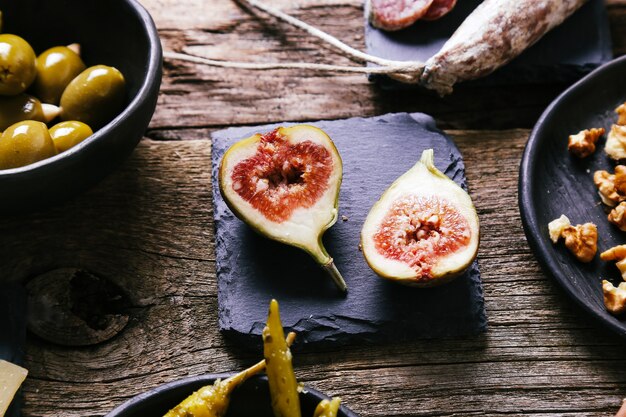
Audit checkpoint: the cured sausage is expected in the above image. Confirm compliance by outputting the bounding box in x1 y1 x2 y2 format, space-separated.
369 0 434 31
422 0 457 21
420 0 589 95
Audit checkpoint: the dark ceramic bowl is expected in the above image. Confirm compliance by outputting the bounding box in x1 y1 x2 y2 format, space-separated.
519 54 626 339
0 0 162 212
105 374 359 417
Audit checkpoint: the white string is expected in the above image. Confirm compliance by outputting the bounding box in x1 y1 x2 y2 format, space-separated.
237 0 419 68
163 0 424 81
164 51 422 76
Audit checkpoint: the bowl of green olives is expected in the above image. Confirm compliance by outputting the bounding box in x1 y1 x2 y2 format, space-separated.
0 0 162 212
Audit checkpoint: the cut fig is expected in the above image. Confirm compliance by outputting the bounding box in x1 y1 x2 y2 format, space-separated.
360 149 479 287
219 125 346 292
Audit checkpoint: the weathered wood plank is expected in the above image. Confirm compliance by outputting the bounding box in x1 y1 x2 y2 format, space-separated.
0 128 621 417
143 1 626 130
6 0 626 415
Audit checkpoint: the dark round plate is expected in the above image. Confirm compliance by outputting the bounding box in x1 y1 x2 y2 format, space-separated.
105 373 358 417
519 54 626 339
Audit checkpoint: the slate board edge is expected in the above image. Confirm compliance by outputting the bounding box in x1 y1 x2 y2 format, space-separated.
211 112 487 350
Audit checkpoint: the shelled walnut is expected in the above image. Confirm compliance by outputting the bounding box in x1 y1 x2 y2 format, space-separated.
609 202 626 231
593 167 626 207
616 102 626 126
600 244 626 280
602 280 626 315
548 214 571 243
605 124 626 160
548 215 598 262
568 128 604 158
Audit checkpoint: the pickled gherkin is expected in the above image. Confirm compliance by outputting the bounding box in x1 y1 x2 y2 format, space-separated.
263 299 301 417
313 398 341 417
163 330 296 417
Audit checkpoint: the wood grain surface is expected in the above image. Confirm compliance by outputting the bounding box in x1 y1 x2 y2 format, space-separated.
3 1 626 416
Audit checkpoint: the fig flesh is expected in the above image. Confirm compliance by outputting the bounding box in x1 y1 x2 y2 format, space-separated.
219 125 346 292
361 149 479 286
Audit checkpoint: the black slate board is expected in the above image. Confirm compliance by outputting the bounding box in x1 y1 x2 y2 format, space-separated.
519 55 626 340
365 0 612 89
212 113 486 349
0 285 27 417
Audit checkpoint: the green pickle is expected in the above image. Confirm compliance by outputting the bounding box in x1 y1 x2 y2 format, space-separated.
162 322 296 417
60 64 126 129
0 34 37 96
263 299 302 417
33 45 86 104
0 121 57 169
0 94 60 131
163 376 242 417
313 398 341 417
49 120 93 153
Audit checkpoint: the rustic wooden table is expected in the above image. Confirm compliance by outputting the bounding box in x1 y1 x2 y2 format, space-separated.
4 0 626 416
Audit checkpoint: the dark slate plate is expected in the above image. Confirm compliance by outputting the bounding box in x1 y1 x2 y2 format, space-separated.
365 0 612 89
519 55 626 340
212 113 486 349
105 374 358 417
0 285 27 417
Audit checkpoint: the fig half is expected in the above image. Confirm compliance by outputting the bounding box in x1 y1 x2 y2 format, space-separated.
361 149 479 286
219 125 347 292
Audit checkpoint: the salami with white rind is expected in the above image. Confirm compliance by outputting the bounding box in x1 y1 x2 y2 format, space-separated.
420 0 589 95
422 0 457 21
369 0 434 31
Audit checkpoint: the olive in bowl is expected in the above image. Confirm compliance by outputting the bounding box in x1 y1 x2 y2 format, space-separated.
0 34 37 96
0 0 162 213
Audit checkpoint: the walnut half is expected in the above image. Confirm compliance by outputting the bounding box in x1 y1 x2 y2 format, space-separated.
609 202 626 231
548 216 598 263
593 167 626 207
600 244 626 280
605 124 626 160
602 280 626 315
568 128 604 158
548 214 570 243
561 223 598 263
616 102 626 126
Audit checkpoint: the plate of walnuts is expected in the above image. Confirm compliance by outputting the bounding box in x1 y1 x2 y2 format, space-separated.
520 54 626 339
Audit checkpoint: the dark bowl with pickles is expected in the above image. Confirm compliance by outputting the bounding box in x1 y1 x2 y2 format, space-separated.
0 0 162 212
105 373 359 417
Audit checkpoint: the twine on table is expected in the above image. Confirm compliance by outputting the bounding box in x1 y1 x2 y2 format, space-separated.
162 0 424 82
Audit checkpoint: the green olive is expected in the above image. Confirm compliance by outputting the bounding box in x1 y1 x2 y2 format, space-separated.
49 120 93 153
60 65 126 129
0 94 60 131
33 45 86 105
0 34 37 96
0 120 57 169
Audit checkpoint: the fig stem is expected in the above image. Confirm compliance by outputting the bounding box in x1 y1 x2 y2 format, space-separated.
322 261 347 293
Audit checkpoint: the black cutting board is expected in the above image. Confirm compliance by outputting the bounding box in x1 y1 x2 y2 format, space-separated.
211 113 486 349
0 285 27 417
365 0 612 88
